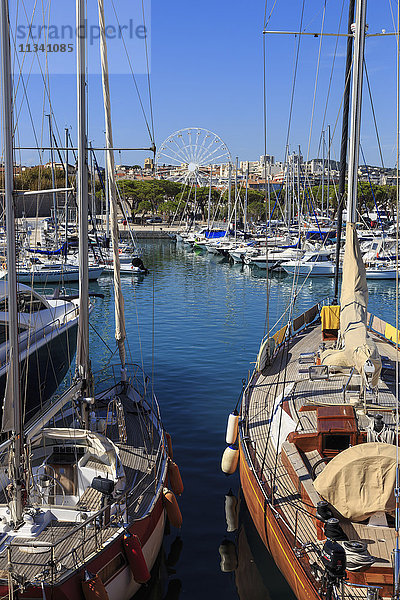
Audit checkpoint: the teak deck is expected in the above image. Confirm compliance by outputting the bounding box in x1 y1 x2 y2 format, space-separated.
0 388 164 589
241 316 399 600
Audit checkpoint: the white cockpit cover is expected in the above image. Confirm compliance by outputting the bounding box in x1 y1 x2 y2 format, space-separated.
31 428 118 469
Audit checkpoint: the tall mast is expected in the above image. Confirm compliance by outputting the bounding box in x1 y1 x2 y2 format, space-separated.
327 125 331 218
346 0 366 223
284 145 289 226
297 148 301 226
234 157 238 241
321 130 325 215
98 0 126 374
104 146 110 242
227 163 232 229
76 0 91 407
47 113 58 247
291 152 295 224
64 127 69 252
244 164 249 233
207 165 212 231
333 0 356 301
0 0 23 525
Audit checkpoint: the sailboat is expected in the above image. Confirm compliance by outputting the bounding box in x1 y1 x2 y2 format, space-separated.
0 1 181 598
224 1 400 598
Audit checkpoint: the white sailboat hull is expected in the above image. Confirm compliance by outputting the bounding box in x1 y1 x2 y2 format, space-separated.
105 510 166 600
0 265 104 283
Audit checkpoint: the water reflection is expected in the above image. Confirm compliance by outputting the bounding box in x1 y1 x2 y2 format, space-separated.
218 488 296 600
134 534 183 600
46 239 399 600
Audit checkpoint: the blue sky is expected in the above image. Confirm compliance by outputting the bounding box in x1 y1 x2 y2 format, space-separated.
10 0 400 168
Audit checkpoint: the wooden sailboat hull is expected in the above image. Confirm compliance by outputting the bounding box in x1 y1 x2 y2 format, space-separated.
239 433 320 600
238 303 400 599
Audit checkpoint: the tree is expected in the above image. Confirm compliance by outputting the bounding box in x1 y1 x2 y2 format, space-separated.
138 200 152 215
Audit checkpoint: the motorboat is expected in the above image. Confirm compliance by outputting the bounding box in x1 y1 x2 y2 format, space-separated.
0 280 80 420
280 250 336 277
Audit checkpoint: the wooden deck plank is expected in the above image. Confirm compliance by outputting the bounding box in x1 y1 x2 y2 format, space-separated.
0 387 165 587
244 319 400 599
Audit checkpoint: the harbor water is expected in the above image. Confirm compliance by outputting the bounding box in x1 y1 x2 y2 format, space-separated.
59 238 398 599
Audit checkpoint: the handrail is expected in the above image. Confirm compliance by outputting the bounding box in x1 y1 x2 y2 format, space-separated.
0 304 78 359
7 439 167 579
4 363 168 580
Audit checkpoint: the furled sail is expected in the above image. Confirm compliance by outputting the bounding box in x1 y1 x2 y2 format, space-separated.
321 222 381 387
2 346 16 432
98 0 126 368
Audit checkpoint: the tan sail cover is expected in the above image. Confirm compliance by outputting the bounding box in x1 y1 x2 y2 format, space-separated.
314 442 396 521
321 223 381 387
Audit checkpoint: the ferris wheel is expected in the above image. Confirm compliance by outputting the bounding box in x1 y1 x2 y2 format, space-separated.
156 127 232 186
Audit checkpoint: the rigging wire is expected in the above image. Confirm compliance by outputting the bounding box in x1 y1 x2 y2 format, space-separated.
141 0 155 144
263 0 277 30
109 0 155 145
284 0 306 153
306 0 327 164
12 0 67 160
364 60 385 169
320 0 346 133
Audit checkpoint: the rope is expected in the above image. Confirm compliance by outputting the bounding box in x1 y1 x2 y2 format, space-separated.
359 144 385 233
366 419 395 444
342 541 375 570
263 0 277 30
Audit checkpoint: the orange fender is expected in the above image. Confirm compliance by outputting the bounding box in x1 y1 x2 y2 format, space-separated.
168 459 184 496
163 487 183 528
123 533 151 583
82 573 109 600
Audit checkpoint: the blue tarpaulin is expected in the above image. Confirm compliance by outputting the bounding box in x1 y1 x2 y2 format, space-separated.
27 242 68 255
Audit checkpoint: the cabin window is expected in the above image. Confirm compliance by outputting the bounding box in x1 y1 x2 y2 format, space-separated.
322 434 350 453
0 293 48 313
98 553 127 583
17 293 48 313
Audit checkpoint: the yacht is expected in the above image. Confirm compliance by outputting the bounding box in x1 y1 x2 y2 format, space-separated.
0 280 80 420
281 250 336 277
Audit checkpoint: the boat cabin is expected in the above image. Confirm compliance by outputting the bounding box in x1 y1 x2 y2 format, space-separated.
287 404 361 457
